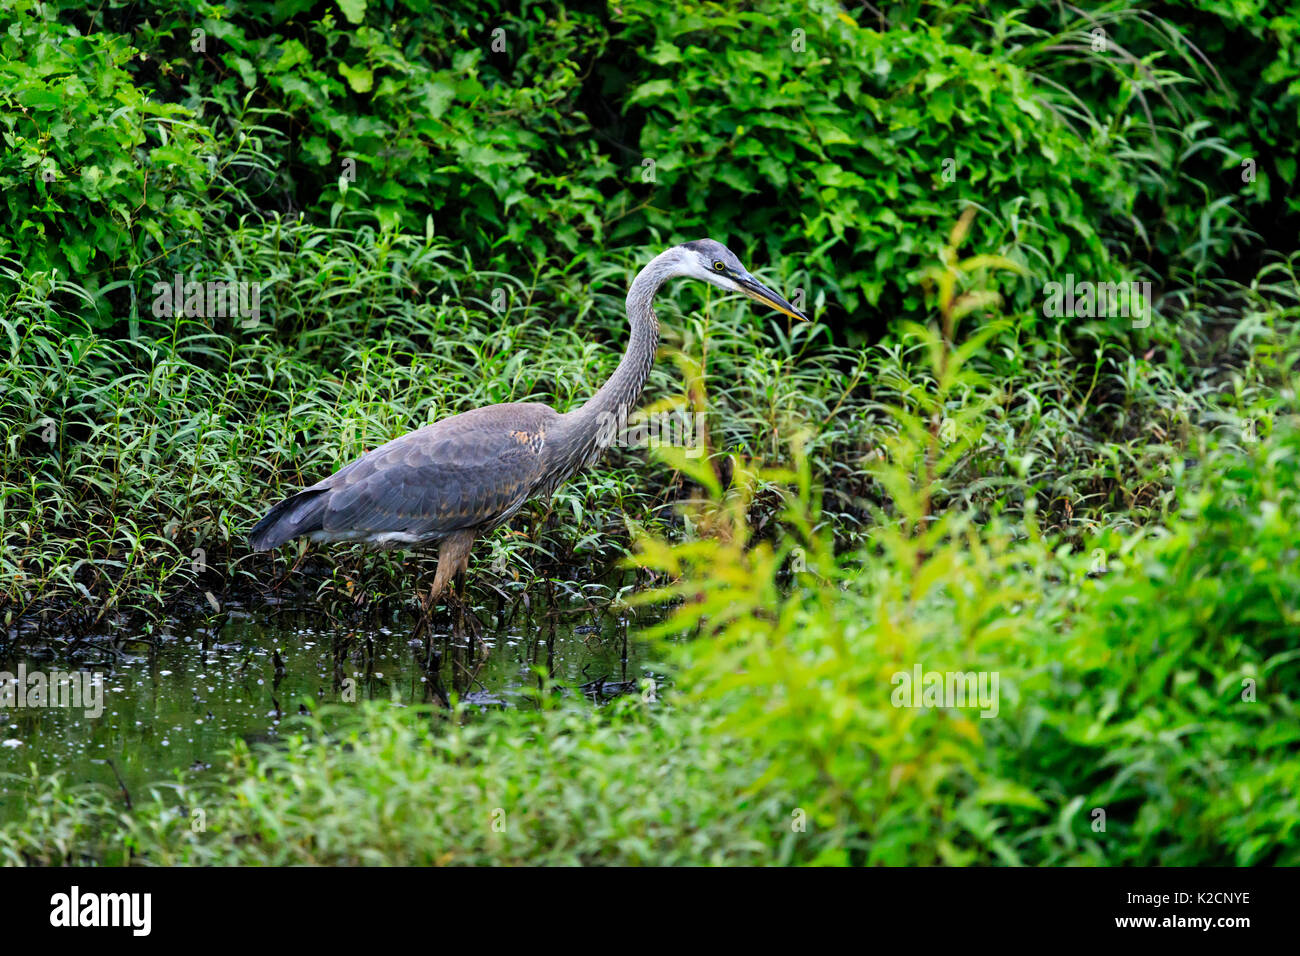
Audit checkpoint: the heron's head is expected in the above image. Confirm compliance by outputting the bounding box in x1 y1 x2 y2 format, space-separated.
673 238 809 321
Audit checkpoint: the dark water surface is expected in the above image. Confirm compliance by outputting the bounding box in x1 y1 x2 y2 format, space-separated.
0 601 656 823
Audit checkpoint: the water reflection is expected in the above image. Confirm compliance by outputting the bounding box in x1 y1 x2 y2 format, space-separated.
0 601 659 822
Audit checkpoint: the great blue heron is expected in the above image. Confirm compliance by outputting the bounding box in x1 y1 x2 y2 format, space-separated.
248 238 807 630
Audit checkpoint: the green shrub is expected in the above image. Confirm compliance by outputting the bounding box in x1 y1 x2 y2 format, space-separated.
610 0 1162 327
0 0 211 315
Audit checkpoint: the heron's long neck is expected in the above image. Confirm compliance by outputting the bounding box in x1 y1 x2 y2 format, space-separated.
557 252 671 468
582 269 663 419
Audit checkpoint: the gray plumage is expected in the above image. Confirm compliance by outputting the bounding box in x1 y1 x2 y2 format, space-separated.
248 238 806 603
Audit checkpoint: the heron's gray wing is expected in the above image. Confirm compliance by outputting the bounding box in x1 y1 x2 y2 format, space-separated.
313 403 557 538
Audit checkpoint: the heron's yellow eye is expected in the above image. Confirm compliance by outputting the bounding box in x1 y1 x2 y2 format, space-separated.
713 261 726 272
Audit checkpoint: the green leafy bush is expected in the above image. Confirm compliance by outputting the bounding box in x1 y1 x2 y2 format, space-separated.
611 0 1150 325
0 0 211 315
196 0 617 253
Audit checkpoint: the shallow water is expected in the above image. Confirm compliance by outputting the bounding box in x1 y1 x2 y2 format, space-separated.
0 601 657 823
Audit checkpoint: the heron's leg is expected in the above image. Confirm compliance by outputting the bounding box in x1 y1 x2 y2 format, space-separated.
413 580 439 647
424 529 476 641
416 530 472 642
450 573 484 646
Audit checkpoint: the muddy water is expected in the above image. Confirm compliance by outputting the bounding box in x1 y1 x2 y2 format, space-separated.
0 602 660 823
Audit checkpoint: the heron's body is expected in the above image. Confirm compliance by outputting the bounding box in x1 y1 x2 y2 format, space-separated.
256 403 560 550
249 238 805 619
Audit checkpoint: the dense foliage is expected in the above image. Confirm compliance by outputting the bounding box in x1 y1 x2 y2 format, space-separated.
1 0 1297 865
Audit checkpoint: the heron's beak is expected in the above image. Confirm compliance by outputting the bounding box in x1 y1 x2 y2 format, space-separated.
736 273 809 321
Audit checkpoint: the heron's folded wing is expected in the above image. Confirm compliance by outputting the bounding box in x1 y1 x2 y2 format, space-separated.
316 405 554 537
